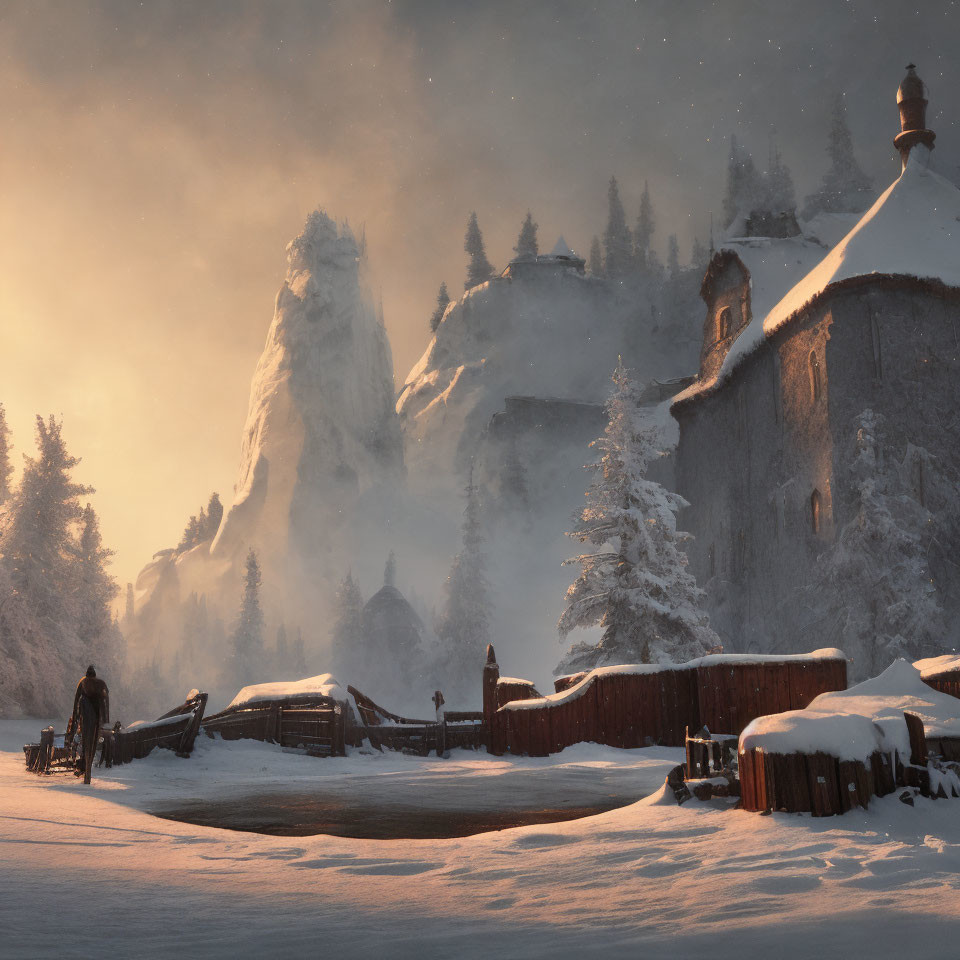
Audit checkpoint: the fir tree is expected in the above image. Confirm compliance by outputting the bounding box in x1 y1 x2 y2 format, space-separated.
808 411 946 680
436 469 491 700
464 212 494 289
603 176 633 279
802 95 874 219
124 582 135 624
5 415 91 626
291 626 308 677
384 551 397 589
764 141 796 216
634 181 655 268
430 282 451 334
204 492 223 540
0 402 12 505
73 503 119 654
690 235 709 272
229 548 265 686
721 135 762 230
557 361 719 673
331 572 364 680
514 211 539 260
588 236 604 277
666 234 681 278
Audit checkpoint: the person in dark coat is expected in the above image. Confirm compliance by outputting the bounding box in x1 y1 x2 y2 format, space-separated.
70 666 110 784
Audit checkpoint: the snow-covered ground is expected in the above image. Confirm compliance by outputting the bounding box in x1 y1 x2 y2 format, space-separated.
3 719 960 959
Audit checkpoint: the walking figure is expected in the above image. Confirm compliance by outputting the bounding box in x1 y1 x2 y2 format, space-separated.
69 665 110 784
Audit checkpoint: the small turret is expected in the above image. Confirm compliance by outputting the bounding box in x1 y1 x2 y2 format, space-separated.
894 64 936 168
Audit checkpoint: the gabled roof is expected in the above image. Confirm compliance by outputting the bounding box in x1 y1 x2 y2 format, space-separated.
673 146 960 412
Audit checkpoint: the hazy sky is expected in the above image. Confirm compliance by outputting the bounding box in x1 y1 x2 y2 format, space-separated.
1 0 958 586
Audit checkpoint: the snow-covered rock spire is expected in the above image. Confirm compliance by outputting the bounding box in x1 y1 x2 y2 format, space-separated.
895 63 936 169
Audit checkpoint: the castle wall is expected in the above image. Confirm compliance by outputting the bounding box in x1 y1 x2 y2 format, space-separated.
674 280 960 657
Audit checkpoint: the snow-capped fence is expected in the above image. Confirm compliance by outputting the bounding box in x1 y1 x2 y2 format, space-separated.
202 697 347 757
915 655 960 701
738 662 960 814
485 646 846 758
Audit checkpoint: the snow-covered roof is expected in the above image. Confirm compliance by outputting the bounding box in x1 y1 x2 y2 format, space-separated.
673 146 960 410
741 660 960 763
914 654 960 679
763 146 960 338
549 236 577 258
226 673 346 711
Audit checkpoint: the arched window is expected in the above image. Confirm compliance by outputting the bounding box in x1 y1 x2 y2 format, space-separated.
811 489 821 534
717 306 732 340
809 349 822 402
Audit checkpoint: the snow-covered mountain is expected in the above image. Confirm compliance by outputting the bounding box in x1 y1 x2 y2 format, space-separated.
133 211 403 640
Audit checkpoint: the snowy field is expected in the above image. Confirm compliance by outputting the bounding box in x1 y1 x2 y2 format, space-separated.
3 720 960 959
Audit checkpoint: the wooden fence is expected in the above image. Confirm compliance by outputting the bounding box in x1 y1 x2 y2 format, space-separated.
202 695 346 757
24 692 208 774
485 646 847 757
738 710 947 815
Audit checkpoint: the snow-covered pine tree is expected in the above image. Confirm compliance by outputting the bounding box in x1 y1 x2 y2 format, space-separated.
764 141 796 216
557 361 719 674
384 551 397 589
73 503 121 676
228 548 265 687
177 514 202 552
808 411 945 680
603 176 634 279
124 583 135 624
331 572 364 681
5 416 91 627
690 235 709 272
430 282 451 334
514 211 539 260
634 181 655 269
275 622 288 674
291 626 308 677
802 95 874 219
499 436 529 513
721 135 762 230
666 234 681 279
0 402 12 505
588 236 604 277
464 212 494 289
436 469 491 701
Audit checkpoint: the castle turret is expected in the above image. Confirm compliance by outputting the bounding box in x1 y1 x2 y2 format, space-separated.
894 63 936 168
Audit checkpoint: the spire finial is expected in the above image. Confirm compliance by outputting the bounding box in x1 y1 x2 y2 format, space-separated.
894 62 935 168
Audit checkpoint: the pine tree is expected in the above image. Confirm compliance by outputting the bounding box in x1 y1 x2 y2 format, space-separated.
124 582 135 624
722 135 762 230
0 402 12 505
764 141 796 216
5 415 91 626
464 212 494 289
430 282 451 334
666 234 681 278
802 95 874 219
499 436 529 512
291 626 308 677
514 211 539 260
690 235 709 272
229 548 265 687
588 236 604 277
331 572 364 681
204 492 223 540
557 361 719 673
73 503 119 655
603 177 634 280
808 411 945 680
384 551 397 589
436 469 491 700
634 181 655 268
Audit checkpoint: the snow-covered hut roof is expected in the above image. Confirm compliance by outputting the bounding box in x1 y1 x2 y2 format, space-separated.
549 236 577 258
673 146 960 410
226 673 346 710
